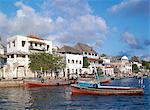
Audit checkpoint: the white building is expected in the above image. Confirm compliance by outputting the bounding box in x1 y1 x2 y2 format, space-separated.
111 56 132 75
5 35 52 79
58 45 83 79
74 43 99 74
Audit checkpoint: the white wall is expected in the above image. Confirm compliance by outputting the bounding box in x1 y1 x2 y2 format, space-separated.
59 53 83 79
6 35 53 79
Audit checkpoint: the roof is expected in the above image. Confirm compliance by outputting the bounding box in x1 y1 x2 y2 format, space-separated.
131 56 141 62
57 45 81 54
27 35 44 40
74 43 97 54
87 58 99 61
121 56 129 60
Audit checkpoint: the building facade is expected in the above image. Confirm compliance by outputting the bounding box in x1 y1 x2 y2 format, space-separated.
5 35 52 79
111 56 132 76
74 43 99 74
58 45 83 79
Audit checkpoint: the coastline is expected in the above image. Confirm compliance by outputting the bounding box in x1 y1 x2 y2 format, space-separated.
0 73 149 88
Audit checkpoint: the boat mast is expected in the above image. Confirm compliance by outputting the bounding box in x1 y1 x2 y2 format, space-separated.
95 72 101 88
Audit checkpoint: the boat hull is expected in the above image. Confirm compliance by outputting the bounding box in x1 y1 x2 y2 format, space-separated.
24 80 70 87
71 85 144 95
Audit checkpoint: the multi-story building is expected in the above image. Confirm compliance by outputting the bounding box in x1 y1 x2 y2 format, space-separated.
111 56 132 76
57 45 83 79
74 43 99 74
5 35 52 79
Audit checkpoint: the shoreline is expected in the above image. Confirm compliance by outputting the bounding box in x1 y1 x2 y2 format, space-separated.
0 76 149 88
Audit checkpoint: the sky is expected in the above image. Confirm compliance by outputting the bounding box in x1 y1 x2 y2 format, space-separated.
0 0 149 60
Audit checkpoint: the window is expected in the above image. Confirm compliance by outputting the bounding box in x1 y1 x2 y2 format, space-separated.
72 60 74 63
79 60 82 64
35 43 37 46
68 59 70 63
79 69 82 73
30 42 33 46
95 54 97 56
40 44 42 47
8 42 10 48
22 41 25 47
76 69 78 74
11 54 14 58
92 54 94 56
47 45 49 51
76 60 78 64
89 53 91 55
13 41 15 47
85 52 87 55
67 69 70 73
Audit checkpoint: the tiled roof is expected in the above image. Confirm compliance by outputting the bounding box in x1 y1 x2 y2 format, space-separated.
87 58 99 61
74 43 97 54
57 45 81 54
27 35 44 40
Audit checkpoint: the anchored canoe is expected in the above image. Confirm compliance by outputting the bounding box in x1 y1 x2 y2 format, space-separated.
71 84 144 95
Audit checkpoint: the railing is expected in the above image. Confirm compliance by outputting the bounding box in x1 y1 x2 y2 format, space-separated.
29 46 46 51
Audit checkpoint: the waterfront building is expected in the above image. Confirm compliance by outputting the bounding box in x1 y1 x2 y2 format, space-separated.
74 43 99 74
5 35 52 79
111 56 132 76
97 56 114 76
131 56 142 69
57 45 83 79
0 44 7 78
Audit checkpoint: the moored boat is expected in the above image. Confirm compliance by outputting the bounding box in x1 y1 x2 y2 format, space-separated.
71 73 144 95
71 84 144 95
23 78 71 87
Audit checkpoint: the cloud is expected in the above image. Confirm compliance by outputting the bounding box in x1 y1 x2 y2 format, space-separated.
42 0 92 17
0 0 109 49
108 0 149 16
47 14 108 46
0 1 52 43
122 31 142 49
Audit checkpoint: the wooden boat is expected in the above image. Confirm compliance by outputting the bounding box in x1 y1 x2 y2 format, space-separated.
71 84 144 95
71 74 144 95
23 78 71 87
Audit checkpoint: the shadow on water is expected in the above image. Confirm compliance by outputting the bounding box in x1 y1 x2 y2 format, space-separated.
0 78 149 110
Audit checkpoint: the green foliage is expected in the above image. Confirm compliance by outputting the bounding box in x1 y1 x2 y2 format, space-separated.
132 64 139 73
97 68 103 76
83 57 90 68
101 54 107 57
29 52 65 72
142 60 150 70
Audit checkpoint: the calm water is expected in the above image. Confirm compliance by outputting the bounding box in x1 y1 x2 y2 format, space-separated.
0 78 149 110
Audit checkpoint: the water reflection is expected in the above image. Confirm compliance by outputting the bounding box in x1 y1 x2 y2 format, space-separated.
0 78 149 110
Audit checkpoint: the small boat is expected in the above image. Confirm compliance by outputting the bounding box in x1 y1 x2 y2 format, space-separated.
23 78 71 87
71 73 144 95
71 83 144 95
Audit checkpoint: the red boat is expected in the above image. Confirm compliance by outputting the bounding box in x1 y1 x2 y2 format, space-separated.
23 78 71 87
71 84 144 95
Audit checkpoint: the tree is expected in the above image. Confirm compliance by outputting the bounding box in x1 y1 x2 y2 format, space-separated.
142 60 150 70
29 52 65 75
101 54 107 57
97 68 103 76
83 57 90 68
132 64 139 73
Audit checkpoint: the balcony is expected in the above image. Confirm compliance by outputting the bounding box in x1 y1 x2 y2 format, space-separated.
29 46 46 51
